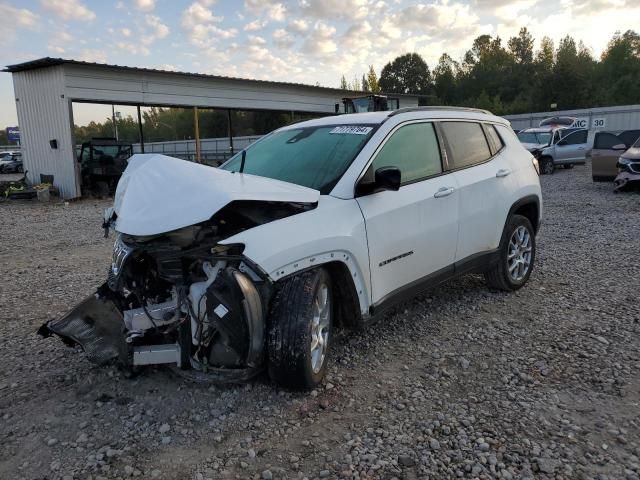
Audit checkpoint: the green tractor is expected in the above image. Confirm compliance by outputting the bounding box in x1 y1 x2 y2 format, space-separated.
339 94 400 114
78 138 133 196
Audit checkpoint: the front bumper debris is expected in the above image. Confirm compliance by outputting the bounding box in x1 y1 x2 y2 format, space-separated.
38 287 128 365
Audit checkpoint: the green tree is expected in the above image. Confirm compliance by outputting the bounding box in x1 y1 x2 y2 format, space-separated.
367 65 380 93
379 53 432 94
339 75 348 90
433 53 459 104
598 30 640 105
362 74 369 92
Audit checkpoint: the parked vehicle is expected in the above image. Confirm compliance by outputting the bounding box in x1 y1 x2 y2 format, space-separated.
517 127 588 174
40 107 542 389
614 141 640 191
0 152 22 173
588 130 640 181
340 94 400 114
78 138 133 195
0 152 23 173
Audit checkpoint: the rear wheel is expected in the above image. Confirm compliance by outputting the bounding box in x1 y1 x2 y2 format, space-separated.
540 157 554 175
267 268 332 389
484 214 536 291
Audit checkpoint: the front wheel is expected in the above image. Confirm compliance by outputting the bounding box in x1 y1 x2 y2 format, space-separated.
484 214 536 291
540 157 554 175
267 268 332 389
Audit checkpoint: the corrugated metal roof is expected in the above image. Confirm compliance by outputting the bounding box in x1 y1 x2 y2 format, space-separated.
4 57 417 97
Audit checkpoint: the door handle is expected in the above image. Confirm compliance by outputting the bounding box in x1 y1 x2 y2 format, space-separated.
434 187 454 198
577 147 585 150
495 168 511 178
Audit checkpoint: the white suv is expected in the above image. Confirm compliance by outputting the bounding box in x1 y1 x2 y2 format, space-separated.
41 107 542 389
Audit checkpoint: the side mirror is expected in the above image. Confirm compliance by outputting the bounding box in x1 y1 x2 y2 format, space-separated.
557 140 567 146
612 143 627 151
374 167 401 191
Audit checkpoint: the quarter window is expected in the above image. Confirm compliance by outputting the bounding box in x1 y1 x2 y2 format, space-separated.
440 122 492 169
372 122 442 184
484 124 504 155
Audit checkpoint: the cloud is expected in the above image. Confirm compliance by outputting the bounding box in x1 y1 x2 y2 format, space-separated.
301 22 337 56
299 0 368 20
40 0 95 21
48 30 73 53
135 0 156 12
273 28 294 48
243 19 266 31
244 0 286 22
144 14 169 41
181 1 236 48
76 48 108 63
0 3 38 47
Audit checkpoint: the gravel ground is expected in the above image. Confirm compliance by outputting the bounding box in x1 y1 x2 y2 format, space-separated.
1 164 639 480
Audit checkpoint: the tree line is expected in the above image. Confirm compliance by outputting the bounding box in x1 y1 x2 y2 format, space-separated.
341 28 640 115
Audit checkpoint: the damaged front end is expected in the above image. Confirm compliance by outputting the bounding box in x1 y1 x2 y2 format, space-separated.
39 154 319 381
39 205 320 381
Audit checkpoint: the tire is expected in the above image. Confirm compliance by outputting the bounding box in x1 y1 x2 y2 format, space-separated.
267 268 332 389
563 164 574 169
540 157 554 175
484 214 536 291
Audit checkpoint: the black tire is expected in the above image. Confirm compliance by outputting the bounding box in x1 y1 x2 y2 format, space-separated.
267 268 333 389
484 214 536 291
540 157 554 175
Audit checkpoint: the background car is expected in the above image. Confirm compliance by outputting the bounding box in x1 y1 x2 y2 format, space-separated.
0 152 22 173
517 127 588 174
589 130 640 181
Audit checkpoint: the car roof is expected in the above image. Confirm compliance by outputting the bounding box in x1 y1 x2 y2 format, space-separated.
281 107 508 131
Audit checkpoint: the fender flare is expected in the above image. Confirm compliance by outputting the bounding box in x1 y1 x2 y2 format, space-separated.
506 195 541 233
268 250 370 315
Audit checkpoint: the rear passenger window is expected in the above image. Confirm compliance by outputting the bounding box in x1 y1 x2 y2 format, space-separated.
594 132 623 150
484 124 504 155
372 122 442 184
562 130 588 145
440 122 492 169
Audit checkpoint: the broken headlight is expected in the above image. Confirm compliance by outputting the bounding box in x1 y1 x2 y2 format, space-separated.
108 234 134 291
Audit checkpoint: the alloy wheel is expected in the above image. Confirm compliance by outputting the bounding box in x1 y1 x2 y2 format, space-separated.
507 225 532 282
310 282 330 374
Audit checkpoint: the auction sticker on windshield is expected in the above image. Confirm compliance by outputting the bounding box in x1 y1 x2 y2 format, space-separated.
329 126 373 135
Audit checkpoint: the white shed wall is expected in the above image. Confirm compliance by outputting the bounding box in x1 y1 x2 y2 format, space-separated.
63 65 420 113
13 66 78 198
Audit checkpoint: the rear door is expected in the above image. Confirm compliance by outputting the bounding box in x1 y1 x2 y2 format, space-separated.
590 132 627 180
554 130 588 164
440 121 517 263
356 121 459 304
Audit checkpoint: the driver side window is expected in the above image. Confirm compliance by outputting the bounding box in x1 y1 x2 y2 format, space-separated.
371 122 442 185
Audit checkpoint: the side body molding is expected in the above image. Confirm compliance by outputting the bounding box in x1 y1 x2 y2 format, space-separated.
220 196 372 315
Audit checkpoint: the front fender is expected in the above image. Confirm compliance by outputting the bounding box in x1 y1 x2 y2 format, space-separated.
220 196 372 314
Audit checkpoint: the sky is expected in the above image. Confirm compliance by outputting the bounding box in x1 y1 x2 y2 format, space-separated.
0 0 639 127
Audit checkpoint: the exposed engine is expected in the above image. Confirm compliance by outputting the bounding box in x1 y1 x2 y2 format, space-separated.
38 199 315 381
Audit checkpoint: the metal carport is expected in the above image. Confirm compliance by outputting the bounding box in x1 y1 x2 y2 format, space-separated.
5 57 420 198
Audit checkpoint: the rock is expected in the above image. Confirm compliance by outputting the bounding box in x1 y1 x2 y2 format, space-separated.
398 455 415 467
158 423 171 434
537 458 558 474
262 470 273 480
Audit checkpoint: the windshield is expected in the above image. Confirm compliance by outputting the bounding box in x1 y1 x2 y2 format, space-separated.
221 124 375 193
517 131 552 145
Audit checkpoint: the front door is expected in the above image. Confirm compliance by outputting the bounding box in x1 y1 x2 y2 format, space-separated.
591 132 626 179
356 121 459 305
555 130 588 164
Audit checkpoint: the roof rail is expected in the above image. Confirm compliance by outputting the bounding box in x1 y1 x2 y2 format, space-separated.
387 106 493 117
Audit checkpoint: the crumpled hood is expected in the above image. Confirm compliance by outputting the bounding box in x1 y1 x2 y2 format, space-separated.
114 154 320 236
521 142 547 152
